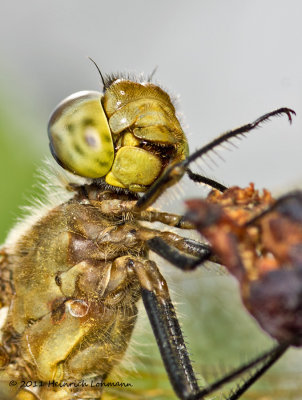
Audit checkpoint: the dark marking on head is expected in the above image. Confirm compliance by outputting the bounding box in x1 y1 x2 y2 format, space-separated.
67 123 75 133
82 117 95 127
103 134 112 143
74 144 85 155
95 158 108 167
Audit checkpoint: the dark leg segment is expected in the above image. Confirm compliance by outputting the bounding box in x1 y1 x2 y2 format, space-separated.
226 342 289 400
133 258 200 400
186 168 227 192
196 342 288 398
142 289 199 399
140 229 210 258
138 228 220 266
130 257 289 399
147 236 215 270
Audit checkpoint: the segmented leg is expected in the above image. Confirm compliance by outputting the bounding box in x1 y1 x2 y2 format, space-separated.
226 342 289 400
83 197 216 266
137 227 220 267
146 236 215 270
122 256 287 400
89 198 198 229
186 168 227 192
197 342 289 398
125 256 200 400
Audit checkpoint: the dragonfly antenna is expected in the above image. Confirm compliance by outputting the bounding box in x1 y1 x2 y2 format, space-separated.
88 57 106 89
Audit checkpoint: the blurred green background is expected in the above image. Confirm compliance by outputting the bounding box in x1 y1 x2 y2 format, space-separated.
0 90 43 243
1 1 302 399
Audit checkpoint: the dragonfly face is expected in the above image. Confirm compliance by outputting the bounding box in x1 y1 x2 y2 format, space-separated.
0 68 296 400
48 78 189 191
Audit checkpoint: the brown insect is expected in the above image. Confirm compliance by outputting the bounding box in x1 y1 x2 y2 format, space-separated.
0 64 295 399
186 183 302 398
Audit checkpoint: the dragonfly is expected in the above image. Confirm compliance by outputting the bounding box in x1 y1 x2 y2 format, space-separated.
0 61 296 399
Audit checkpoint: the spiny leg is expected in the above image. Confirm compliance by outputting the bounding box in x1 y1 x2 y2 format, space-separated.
83 198 217 269
183 107 295 168
135 108 295 211
197 341 289 398
90 198 199 229
77 198 216 267
226 342 289 400
115 256 200 400
138 227 220 267
146 236 215 270
125 256 287 400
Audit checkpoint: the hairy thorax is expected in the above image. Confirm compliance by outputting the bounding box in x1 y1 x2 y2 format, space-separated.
1 188 145 386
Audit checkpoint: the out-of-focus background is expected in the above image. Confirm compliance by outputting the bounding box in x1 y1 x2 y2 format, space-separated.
1 1 302 399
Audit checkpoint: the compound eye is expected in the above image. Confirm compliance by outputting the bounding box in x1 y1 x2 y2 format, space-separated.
48 91 114 178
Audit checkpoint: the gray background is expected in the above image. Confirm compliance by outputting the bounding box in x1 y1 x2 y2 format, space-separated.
1 1 302 399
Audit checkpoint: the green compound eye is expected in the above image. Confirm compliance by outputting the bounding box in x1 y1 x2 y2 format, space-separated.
48 91 114 178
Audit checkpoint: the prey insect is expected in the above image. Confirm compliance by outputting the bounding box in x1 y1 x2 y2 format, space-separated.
0 64 295 400
186 184 302 399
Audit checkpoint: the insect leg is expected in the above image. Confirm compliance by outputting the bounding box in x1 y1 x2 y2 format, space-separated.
226 342 289 400
146 236 215 270
131 257 285 400
135 108 295 211
140 229 210 257
129 257 200 400
88 198 197 228
137 210 196 228
195 342 288 398
139 228 219 268
183 107 295 167
88 198 213 237
186 168 227 192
